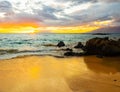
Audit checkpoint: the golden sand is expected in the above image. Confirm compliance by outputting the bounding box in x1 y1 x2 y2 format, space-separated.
0 56 120 92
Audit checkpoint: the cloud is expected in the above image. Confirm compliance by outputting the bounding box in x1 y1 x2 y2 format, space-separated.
99 0 120 3
0 1 12 12
0 0 120 27
34 5 58 20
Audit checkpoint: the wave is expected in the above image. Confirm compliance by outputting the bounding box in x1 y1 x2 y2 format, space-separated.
0 48 65 55
0 49 19 55
0 50 65 60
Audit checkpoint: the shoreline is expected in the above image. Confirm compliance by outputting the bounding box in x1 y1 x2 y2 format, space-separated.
1 53 120 60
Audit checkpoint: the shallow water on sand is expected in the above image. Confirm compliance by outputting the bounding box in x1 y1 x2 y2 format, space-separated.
0 56 120 92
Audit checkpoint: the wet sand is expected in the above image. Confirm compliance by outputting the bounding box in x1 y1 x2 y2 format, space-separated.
0 56 120 92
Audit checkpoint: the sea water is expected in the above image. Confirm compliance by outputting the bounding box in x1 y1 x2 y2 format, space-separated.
0 33 119 59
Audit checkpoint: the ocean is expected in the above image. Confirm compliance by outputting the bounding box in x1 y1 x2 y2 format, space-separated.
0 33 120 59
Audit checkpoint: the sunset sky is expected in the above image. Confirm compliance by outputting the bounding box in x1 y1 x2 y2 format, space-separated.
0 0 120 33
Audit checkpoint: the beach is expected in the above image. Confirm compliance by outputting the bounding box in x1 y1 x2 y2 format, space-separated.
0 56 120 92
0 0 120 91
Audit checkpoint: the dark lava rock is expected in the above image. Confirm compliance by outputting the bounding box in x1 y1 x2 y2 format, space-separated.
84 37 120 56
74 42 84 49
57 41 65 47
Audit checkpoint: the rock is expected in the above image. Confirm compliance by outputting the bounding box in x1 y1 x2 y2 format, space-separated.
61 48 73 51
96 55 104 58
92 33 109 35
57 41 65 47
64 51 85 56
85 37 109 54
65 48 73 52
74 42 84 49
104 37 109 40
118 39 120 43
84 37 120 56
64 37 120 57
102 43 120 56
64 51 75 56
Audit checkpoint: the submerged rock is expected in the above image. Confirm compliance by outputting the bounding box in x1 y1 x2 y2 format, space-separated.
57 41 65 47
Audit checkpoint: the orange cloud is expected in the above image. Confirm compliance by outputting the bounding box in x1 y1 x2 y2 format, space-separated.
0 21 40 28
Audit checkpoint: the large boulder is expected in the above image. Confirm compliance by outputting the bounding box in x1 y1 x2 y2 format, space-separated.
85 37 109 54
102 43 120 56
57 41 65 47
118 39 120 44
84 37 120 56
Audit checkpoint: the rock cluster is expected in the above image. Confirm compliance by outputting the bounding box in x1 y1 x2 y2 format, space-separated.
63 37 120 57
84 37 120 56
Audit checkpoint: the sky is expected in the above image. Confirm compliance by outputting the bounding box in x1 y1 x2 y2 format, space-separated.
0 0 120 33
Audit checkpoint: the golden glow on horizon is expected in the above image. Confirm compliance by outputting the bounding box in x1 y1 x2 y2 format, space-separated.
0 22 40 33
0 20 113 33
43 25 100 33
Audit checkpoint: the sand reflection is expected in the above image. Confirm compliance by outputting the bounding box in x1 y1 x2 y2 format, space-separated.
84 56 120 74
0 56 120 92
